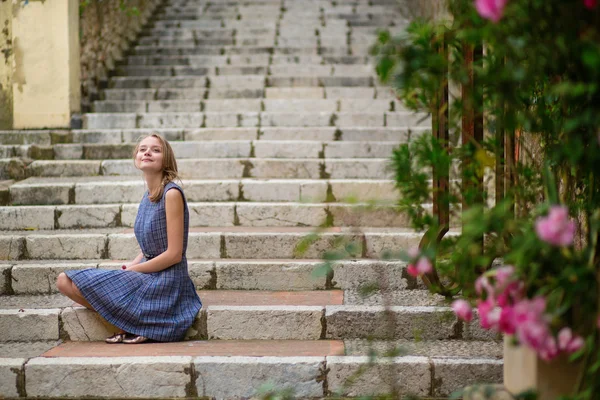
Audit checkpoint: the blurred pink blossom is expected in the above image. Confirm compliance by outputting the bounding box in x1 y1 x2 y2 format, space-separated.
535 206 576 246
478 298 501 330
475 275 494 297
406 264 418 277
475 0 508 22
452 299 473 322
498 306 516 335
416 257 432 275
407 246 420 259
539 336 559 361
558 328 585 353
584 0 598 9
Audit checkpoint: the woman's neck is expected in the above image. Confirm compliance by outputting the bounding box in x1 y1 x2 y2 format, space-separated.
144 172 163 193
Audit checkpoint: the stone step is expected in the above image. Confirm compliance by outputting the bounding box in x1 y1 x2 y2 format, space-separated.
0 352 501 399
124 54 370 66
92 99 404 114
83 112 429 129
0 127 424 145
130 45 353 56
0 302 479 343
103 86 397 100
23 158 396 179
0 201 424 230
109 75 377 89
31 140 401 160
8 177 402 205
1 259 414 294
0 227 425 260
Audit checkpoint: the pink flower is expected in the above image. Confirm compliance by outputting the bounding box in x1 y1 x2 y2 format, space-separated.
558 328 585 353
539 336 559 361
584 0 598 9
416 257 432 275
475 275 494 298
477 299 501 330
407 246 420 259
474 0 508 23
406 264 419 278
497 281 524 307
498 306 516 335
452 299 473 322
494 266 515 289
535 206 576 247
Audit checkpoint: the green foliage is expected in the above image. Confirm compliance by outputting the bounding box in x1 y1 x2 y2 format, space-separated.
371 0 600 398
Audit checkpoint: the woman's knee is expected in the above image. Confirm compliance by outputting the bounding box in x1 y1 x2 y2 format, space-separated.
56 272 72 295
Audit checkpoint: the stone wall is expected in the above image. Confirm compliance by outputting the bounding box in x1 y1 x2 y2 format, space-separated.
79 0 162 112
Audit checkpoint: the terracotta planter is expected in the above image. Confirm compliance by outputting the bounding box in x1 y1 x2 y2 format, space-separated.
504 336 584 399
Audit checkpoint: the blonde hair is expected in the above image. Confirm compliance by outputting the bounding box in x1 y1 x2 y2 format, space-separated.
133 134 180 202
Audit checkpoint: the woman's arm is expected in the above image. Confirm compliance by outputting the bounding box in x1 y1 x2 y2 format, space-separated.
127 188 185 274
124 252 144 268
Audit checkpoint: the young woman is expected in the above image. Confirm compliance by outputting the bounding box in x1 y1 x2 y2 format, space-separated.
56 134 202 344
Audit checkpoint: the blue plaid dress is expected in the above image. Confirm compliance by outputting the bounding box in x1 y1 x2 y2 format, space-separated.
65 182 202 342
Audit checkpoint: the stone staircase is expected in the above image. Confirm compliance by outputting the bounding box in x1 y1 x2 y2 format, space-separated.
0 0 502 398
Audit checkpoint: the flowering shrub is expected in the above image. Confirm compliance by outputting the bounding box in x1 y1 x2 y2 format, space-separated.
372 0 600 397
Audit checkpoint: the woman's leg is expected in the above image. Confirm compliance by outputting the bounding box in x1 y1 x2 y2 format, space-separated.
56 272 94 310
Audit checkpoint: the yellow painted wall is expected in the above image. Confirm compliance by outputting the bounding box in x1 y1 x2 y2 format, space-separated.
0 1 13 129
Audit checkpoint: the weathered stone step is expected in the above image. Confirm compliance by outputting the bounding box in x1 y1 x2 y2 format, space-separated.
124 54 370 66
103 85 396 100
0 126 422 146
0 302 469 342
1 259 411 294
8 177 400 205
23 158 396 179
0 227 424 260
43 140 401 160
92 99 403 114
0 201 417 230
83 112 429 129
110 75 376 89
130 45 351 56
1 353 501 399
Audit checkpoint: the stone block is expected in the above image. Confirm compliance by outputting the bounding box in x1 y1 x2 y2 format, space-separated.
185 180 239 202
325 159 389 179
330 179 396 202
75 181 146 204
267 76 320 87
204 112 239 128
178 160 245 179
61 307 119 341
207 87 264 99
26 356 192 398
261 112 332 128
185 128 257 141
57 205 120 229
203 99 261 113
26 234 106 260
326 306 458 340
341 99 399 113
432 358 504 397
0 264 11 295
300 181 328 202
254 141 321 158
386 112 432 127
335 112 384 127
241 180 301 202
0 236 25 260
11 262 97 294
364 231 422 258
0 358 25 398
104 89 157 101
83 113 136 129
259 127 335 141
327 356 431 397
108 234 140 260
0 206 55 230
0 309 60 341
170 141 252 159
207 306 323 339
188 261 215 289
325 141 397 158
263 99 338 114
209 76 265 90
236 203 327 227
463 311 502 341
146 100 201 113
193 356 324 399
72 130 123 144
329 204 409 227
216 260 325 290
188 203 235 226
54 144 84 160
137 113 204 129
100 160 138 176
27 160 101 177
123 129 184 143
265 87 324 99
326 87 376 99
252 159 321 179
331 260 407 290
186 233 221 259
83 144 136 160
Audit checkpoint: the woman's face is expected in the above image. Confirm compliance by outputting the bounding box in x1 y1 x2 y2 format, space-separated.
136 136 164 173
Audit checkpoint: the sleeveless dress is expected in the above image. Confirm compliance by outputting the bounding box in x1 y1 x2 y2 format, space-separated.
65 182 202 342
